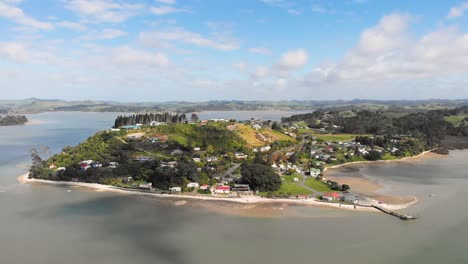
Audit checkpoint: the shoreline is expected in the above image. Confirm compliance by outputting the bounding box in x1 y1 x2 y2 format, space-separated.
16 150 438 214
17 173 396 213
323 149 438 173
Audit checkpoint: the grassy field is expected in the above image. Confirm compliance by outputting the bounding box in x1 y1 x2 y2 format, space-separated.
305 178 333 192
282 173 302 183
234 124 295 147
274 183 312 196
444 115 468 127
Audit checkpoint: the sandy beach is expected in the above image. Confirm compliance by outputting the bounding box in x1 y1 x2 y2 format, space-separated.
18 173 391 213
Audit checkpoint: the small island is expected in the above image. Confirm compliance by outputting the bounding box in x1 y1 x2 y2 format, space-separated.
25 106 468 217
0 115 28 126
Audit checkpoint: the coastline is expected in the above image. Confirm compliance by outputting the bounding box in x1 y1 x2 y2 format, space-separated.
323 149 438 173
16 150 440 214
17 173 389 213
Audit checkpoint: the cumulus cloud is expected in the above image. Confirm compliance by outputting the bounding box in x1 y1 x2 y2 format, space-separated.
276 48 309 71
310 13 468 82
57 20 86 31
448 2 468 18
139 28 240 51
112 46 169 67
64 0 143 23
98 28 127 39
0 42 28 63
0 1 53 30
151 5 188 15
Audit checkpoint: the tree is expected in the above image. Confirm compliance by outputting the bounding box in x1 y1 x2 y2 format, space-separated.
271 122 282 131
191 113 199 123
341 184 350 191
240 163 281 192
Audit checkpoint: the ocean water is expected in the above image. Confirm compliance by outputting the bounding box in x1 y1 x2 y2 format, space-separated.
0 111 467 264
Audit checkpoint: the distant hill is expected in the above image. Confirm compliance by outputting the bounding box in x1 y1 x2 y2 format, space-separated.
1 98 468 114
0 115 28 126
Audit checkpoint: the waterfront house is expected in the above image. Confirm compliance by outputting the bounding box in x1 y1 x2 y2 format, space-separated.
169 187 182 193
215 186 230 194
200 184 210 190
122 177 133 183
232 184 250 193
322 192 342 201
310 168 321 177
139 182 152 190
187 182 199 189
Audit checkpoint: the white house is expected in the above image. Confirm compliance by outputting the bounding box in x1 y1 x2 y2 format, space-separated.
235 152 248 159
193 158 201 163
193 147 201 151
206 156 218 162
169 187 182 192
310 168 321 177
293 177 300 182
149 121 165 126
139 182 152 189
187 182 199 188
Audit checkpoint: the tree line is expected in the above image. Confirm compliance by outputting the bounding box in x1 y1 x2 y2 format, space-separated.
113 113 196 128
0 115 28 126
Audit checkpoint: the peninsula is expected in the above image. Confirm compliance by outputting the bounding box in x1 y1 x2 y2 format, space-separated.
25 106 468 213
0 115 28 126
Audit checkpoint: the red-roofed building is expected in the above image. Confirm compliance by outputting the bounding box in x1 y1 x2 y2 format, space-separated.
322 192 341 201
215 186 230 194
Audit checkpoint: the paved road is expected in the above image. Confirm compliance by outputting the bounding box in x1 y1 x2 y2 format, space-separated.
223 163 241 177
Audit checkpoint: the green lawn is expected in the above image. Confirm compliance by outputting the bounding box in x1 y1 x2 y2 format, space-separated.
275 183 313 196
282 173 302 183
305 178 333 192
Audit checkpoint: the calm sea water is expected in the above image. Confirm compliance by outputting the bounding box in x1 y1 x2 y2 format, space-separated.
0 111 467 264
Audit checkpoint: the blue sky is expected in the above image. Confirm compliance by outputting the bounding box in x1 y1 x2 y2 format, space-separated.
1 0 468 101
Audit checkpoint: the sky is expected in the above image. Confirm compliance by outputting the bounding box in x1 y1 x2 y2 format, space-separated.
1 0 468 102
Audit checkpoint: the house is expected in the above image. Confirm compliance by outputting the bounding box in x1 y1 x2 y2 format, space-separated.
293 177 300 182
232 184 250 193
254 145 271 152
91 163 102 168
122 177 133 183
171 149 184 155
234 152 248 159
57 167 66 172
169 187 182 193
296 194 308 199
215 186 230 194
187 182 199 188
149 121 165 126
108 162 119 168
110 128 120 132
205 156 218 162
139 182 152 190
80 164 91 170
322 192 342 201
252 124 262 130
193 147 201 151
134 156 152 162
79 160 94 165
193 158 201 163
200 184 210 190
310 168 321 177
161 161 177 168
121 125 140 130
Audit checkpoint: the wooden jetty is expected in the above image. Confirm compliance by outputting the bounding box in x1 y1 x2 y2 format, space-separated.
372 205 417 221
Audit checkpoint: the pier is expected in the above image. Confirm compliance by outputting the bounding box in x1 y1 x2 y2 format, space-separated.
372 205 417 221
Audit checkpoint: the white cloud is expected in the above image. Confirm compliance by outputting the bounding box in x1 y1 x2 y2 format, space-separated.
98 28 127 39
112 46 169 67
156 0 176 5
448 2 468 18
0 42 28 63
311 4 335 14
64 0 143 23
310 13 468 82
139 28 240 51
151 5 187 15
251 65 269 79
248 47 271 55
57 20 86 31
234 62 248 72
0 1 54 30
276 48 309 71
